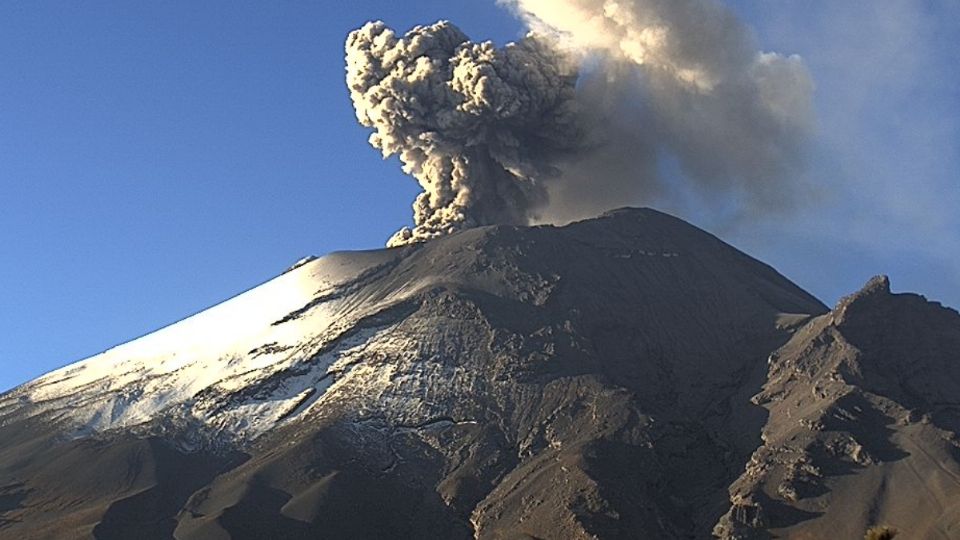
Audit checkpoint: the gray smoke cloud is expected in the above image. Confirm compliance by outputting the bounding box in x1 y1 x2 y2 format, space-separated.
346 0 814 244
346 21 582 246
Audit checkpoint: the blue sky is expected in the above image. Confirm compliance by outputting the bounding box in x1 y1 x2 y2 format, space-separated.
1 1 957 391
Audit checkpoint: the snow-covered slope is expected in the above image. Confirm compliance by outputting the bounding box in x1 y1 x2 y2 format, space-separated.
0 248 404 440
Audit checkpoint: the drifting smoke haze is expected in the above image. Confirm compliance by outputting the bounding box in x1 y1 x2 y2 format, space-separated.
346 0 815 245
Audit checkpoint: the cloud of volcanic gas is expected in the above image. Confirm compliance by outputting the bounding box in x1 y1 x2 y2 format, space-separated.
346 21 582 246
505 0 815 223
346 0 814 244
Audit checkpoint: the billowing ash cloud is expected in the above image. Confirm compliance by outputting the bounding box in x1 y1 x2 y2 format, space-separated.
506 0 815 223
346 0 814 244
346 21 581 246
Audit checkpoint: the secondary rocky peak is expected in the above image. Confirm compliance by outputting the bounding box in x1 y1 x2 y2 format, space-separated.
833 274 892 326
718 274 960 540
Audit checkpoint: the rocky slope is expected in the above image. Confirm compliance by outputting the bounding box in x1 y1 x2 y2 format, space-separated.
715 276 960 539
0 208 956 539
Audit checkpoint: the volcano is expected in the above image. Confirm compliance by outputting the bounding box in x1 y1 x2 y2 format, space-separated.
1 208 958 539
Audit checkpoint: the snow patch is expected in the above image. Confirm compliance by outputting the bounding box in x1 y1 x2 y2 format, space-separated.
0 250 404 440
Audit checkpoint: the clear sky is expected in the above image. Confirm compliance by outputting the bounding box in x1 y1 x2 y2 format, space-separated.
1 1 958 391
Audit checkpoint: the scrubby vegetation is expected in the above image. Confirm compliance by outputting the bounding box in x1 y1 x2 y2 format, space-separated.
864 525 897 540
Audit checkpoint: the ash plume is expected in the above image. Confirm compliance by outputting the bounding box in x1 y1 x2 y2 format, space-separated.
346 21 581 246
506 0 815 223
346 0 814 244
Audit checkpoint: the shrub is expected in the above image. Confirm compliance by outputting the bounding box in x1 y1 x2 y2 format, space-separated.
864 525 897 540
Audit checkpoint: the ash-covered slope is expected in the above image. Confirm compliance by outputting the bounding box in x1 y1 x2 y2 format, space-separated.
0 208 955 539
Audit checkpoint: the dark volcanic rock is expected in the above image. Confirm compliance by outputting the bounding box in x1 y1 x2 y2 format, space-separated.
1 209 957 539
